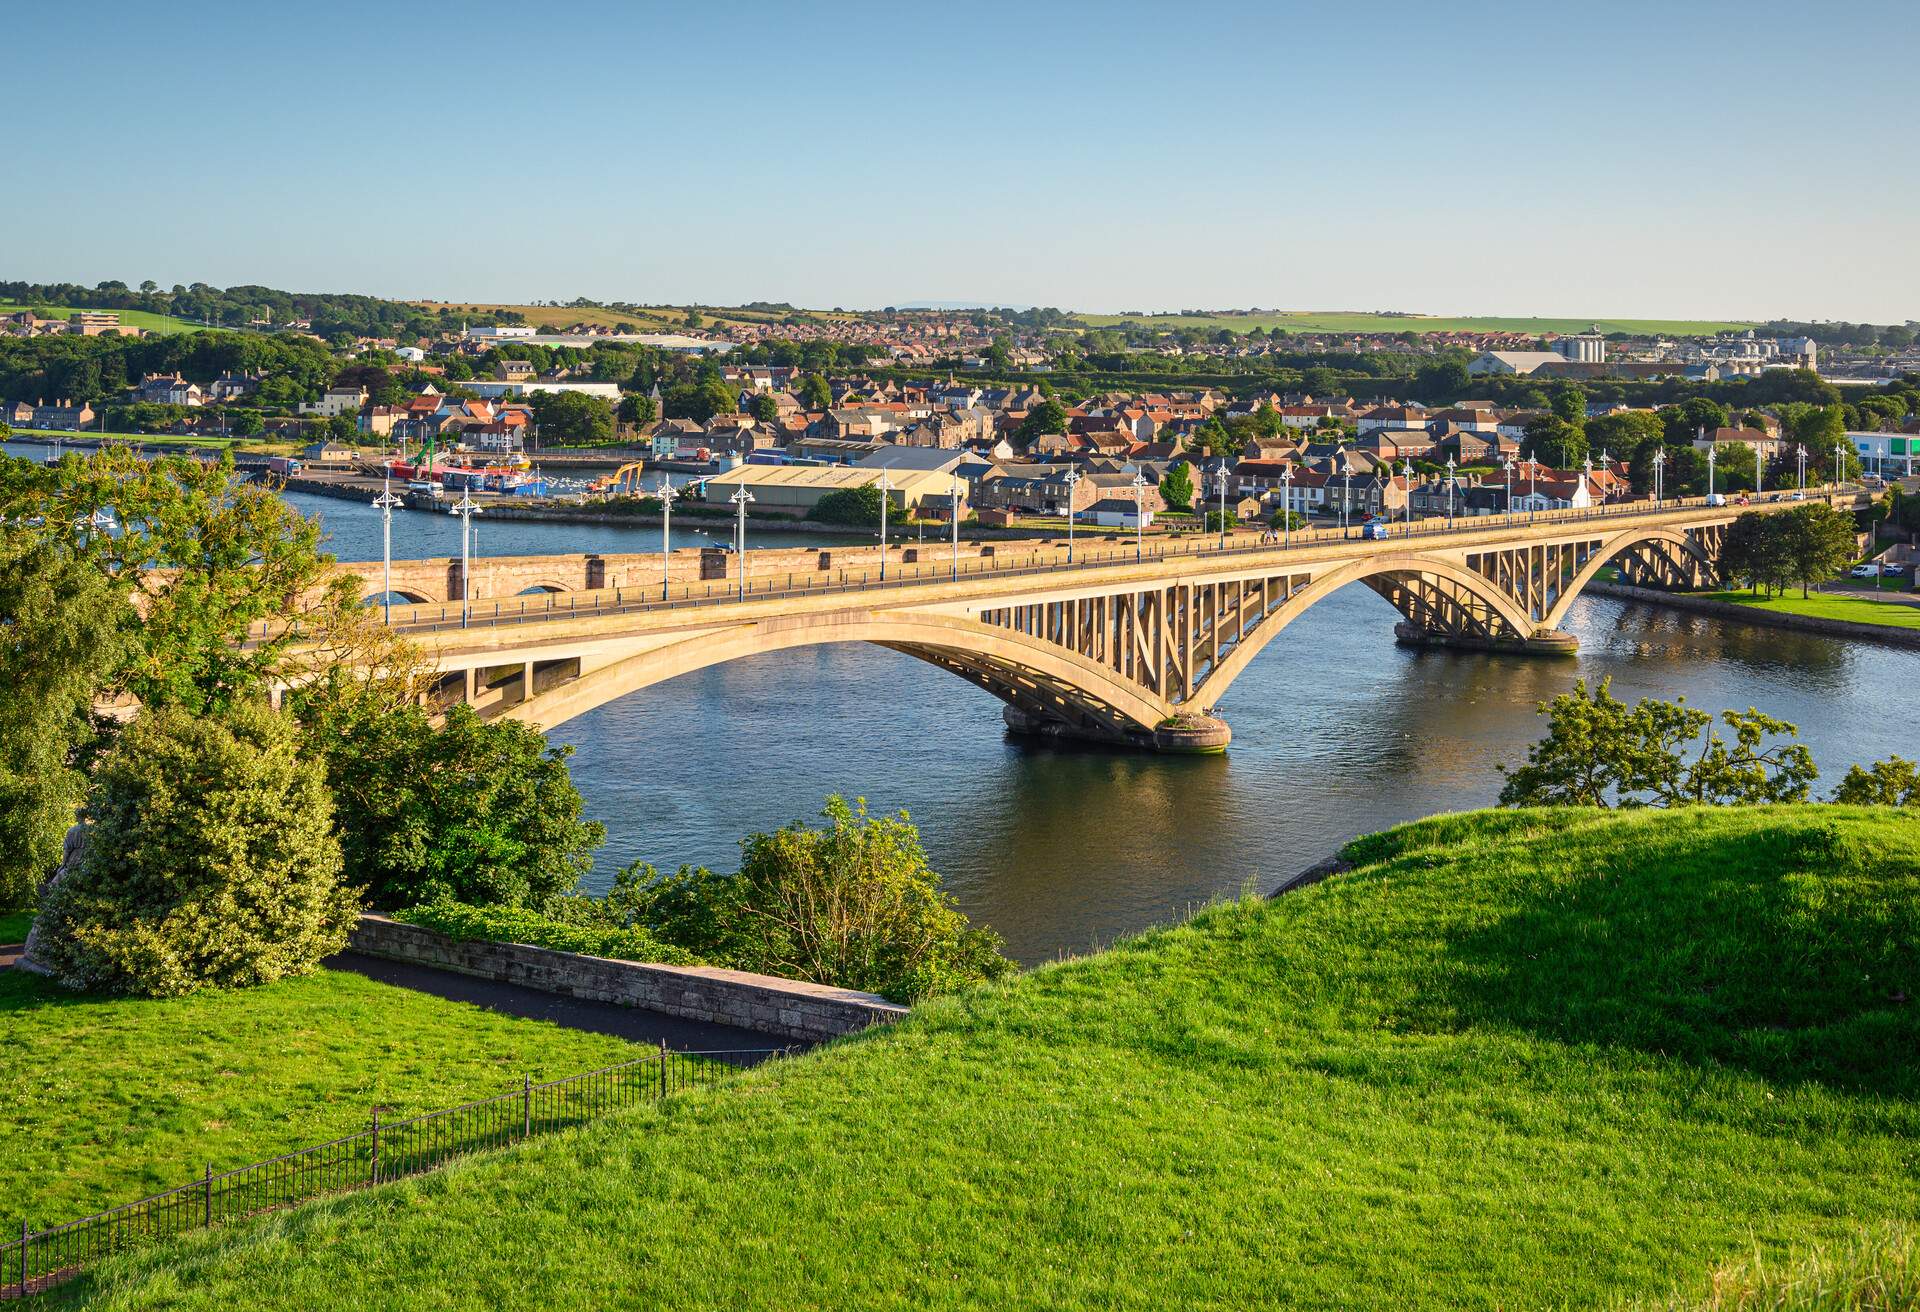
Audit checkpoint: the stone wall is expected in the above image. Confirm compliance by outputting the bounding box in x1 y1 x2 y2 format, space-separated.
348 915 908 1043
1588 582 1920 650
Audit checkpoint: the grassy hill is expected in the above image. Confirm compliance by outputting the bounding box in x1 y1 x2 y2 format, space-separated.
59 806 1920 1309
406 303 862 334
1072 311 1757 337
0 303 208 336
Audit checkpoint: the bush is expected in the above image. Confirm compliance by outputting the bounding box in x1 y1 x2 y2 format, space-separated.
32 702 354 996
810 483 884 526
325 704 604 911
394 899 700 966
614 796 1012 1003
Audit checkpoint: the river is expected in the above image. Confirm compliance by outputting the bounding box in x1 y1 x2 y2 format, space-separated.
13 443 1918 963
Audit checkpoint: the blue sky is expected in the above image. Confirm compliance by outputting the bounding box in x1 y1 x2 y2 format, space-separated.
11 0 1917 321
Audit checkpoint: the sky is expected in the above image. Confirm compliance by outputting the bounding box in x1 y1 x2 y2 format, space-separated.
9 0 1917 322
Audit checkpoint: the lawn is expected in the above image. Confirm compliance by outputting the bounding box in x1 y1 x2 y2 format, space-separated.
61 806 1920 1310
1705 588 1920 630
0 304 208 336
1071 310 1756 337
0 910 30 943
2 967 644 1223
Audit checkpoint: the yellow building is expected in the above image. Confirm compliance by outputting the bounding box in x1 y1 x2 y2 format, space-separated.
701 463 966 516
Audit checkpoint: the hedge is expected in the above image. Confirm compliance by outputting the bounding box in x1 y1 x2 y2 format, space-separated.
392 900 702 967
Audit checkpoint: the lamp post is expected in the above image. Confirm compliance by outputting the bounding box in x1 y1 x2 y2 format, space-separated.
1215 464 1229 549
1796 443 1807 497
450 490 480 629
1652 448 1665 508
372 476 402 624
1582 455 1593 513
1063 467 1081 562
1401 459 1414 532
1528 456 1537 518
950 470 962 580
1130 470 1148 561
1444 456 1456 526
1342 464 1353 534
1502 453 1515 525
1707 445 1717 502
1834 440 1847 489
654 473 674 600
876 470 894 580
1280 465 1294 547
1754 443 1764 497
730 487 754 600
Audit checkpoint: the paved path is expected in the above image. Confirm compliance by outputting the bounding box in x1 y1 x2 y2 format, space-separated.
331 952 794 1058
0 943 23 971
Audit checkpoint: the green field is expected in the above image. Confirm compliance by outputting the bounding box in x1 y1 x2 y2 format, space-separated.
0 303 209 336
63 805 1920 1310
3 967 644 1222
1705 588 1920 630
1071 311 1758 337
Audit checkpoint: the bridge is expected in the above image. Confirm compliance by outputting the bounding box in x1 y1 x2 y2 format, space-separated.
289 491 1864 753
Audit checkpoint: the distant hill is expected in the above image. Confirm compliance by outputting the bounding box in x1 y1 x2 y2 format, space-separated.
1072 310 1757 337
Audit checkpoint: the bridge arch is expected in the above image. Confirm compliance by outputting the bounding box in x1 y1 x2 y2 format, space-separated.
516 583 572 596
1539 526 1719 629
365 588 434 606
1192 553 1541 709
498 609 1180 739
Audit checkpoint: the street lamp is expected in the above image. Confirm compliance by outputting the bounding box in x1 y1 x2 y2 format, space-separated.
1502 452 1516 524
449 490 480 629
1834 440 1847 488
1796 443 1807 497
1528 456 1538 517
653 473 674 600
1444 456 1456 526
876 470 894 580
372 476 402 624
1280 465 1294 547
1401 458 1414 532
950 470 962 580
1582 455 1593 512
1342 463 1353 534
1063 467 1082 563
1653 447 1666 508
1214 464 1229 549
1130 470 1148 561
1754 443 1764 497
1707 445 1717 502
730 486 754 599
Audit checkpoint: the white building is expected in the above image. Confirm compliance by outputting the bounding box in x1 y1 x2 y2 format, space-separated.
1556 327 1606 364
1468 351 1567 376
463 325 538 339
461 380 624 401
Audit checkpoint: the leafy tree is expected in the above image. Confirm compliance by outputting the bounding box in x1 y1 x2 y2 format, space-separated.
324 703 604 911
747 393 779 423
228 408 264 436
527 390 615 444
31 701 353 996
1523 415 1587 468
1194 416 1235 456
616 394 657 425
810 483 885 526
798 374 832 411
616 796 1011 1002
1270 509 1308 530
1018 399 1068 441
1159 462 1194 512
1832 757 1920 806
1659 397 1731 443
1586 410 1664 466
1776 503 1859 596
1720 512 1791 595
1548 385 1587 425
0 533 133 908
1499 679 1817 808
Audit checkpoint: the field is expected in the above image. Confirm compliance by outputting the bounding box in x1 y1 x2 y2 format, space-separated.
62 805 1920 1310
1071 310 1758 337
1705 588 1920 629
407 302 861 334
3 967 644 1222
0 304 208 336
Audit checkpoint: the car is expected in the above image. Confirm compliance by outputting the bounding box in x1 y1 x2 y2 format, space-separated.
1850 563 1880 579
1359 519 1391 540
1705 493 1727 507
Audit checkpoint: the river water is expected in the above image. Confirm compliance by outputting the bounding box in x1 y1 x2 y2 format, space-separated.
13 443 1917 963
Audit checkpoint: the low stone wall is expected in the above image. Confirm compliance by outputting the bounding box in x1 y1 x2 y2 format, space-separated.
1588 582 1920 650
348 915 908 1043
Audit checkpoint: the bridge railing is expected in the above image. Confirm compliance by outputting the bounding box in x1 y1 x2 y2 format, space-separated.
253 486 1861 641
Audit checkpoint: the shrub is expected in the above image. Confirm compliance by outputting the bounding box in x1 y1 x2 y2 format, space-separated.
33 702 353 996
394 899 699 966
809 484 884 526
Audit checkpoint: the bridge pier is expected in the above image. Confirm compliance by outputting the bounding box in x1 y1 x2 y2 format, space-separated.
1001 705 1231 754
1392 622 1579 656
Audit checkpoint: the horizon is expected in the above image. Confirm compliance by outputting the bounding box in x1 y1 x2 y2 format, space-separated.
10 0 1919 322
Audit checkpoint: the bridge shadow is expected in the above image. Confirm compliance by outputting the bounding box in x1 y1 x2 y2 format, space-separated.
1429 815 1920 1101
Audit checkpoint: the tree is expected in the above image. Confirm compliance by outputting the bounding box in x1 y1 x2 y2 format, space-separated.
1777 503 1858 597
1659 397 1731 443
1018 399 1068 441
30 701 354 996
1159 462 1194 512
1586 410 1664 467
617 796 1011 1002
0 533 133 909
798 374 832 411
323 703 604 911
527 390 615 444
1719 512 1791 595
1194 417 1235 457
228 409 265 437
747 393 779 424
810 483 884 525
1548 385 1587 426
1832 756 1920 806
1499 679 1816 809
1524 415 1587 468
617 394 657 425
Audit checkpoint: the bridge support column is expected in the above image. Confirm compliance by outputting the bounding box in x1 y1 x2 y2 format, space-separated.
1001 705 1231 754
1392 622 1579 656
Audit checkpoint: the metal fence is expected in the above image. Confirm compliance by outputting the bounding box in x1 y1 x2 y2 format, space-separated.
2 1044 782 1300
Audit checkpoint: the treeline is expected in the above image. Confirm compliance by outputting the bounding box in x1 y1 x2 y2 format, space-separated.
0 278 523 340
0 332 337 408
1761 319 1917 349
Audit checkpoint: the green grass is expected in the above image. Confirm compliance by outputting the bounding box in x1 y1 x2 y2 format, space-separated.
1704 589 1920 629
1635 1221 1917 1311
59 806 1920 1310
1071 310 1757 337
2 967 644 1222
0 910 30 942
6 429 248 450
0 304 209 336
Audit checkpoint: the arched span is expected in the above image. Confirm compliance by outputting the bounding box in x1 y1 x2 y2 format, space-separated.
1539 527 1717 629
1192 553 1540 709
365 589 433 607
496 609 1179 735
516 583 570 595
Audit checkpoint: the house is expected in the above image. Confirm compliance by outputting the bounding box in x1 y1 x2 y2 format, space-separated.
134 373 205 407
301 440 357 462
494 360 536 382
1357 405 1427 435
300 385 369 418
1084 496 1160 529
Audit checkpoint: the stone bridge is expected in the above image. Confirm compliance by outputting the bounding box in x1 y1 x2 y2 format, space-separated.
296 491 1863 753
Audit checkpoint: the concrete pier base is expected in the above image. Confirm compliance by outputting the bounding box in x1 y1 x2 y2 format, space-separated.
1393 621 1580 656
1002 705 1231 754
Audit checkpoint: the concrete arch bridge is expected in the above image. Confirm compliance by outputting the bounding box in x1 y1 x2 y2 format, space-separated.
302 493 1857 753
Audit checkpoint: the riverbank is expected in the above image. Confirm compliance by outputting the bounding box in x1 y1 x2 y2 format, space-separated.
64 805 1920 1309
1588 581 1920 649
